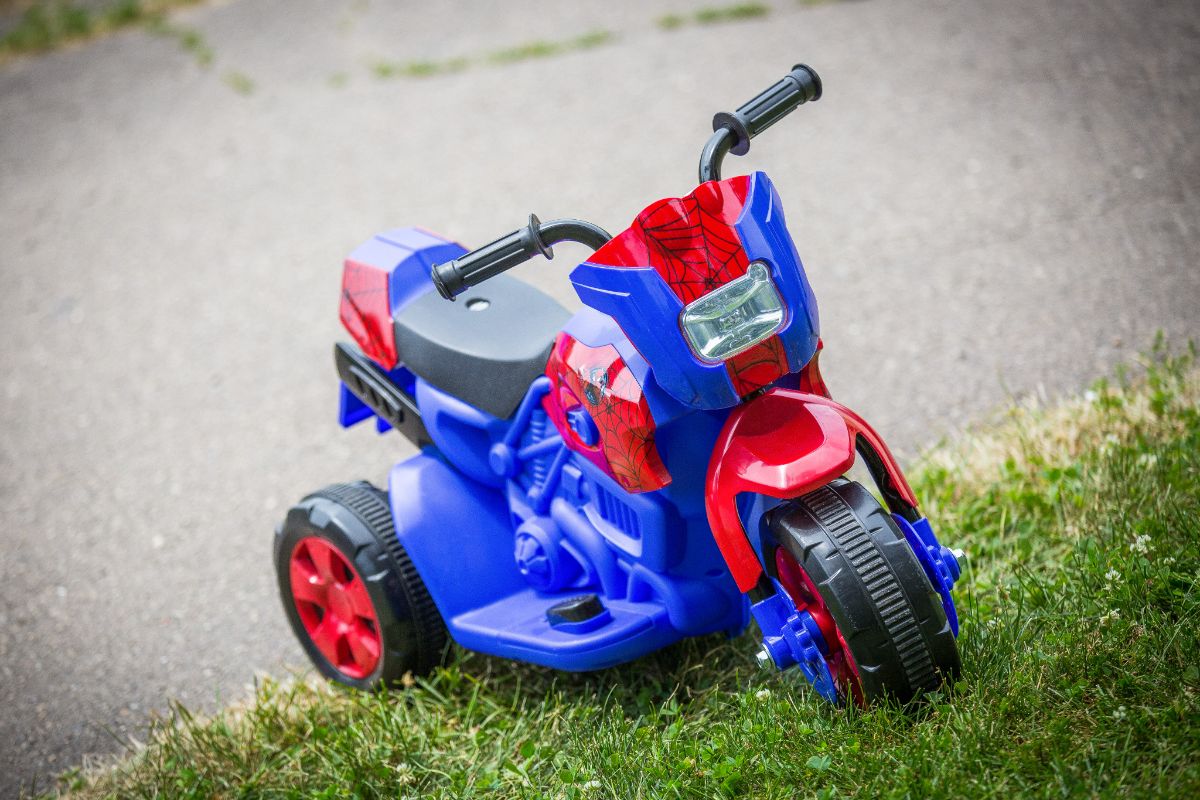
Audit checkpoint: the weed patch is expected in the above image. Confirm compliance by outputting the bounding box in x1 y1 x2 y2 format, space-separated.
0 0 202 60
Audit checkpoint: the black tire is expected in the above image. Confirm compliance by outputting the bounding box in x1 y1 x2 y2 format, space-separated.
767 479 960 704
274 481 448 690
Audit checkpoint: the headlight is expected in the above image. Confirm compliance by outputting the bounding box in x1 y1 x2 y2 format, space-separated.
679 261 786 363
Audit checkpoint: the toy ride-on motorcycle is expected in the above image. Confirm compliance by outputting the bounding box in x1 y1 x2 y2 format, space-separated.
274 64 963 705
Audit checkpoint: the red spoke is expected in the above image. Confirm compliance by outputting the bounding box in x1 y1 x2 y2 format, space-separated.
308 617 342 664
309 541 339 584
341 577 376 619
346 622 380 672
289 566 329 606
290 543 322 583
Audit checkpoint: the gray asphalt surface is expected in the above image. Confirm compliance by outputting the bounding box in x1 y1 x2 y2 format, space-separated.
2 0 1198 793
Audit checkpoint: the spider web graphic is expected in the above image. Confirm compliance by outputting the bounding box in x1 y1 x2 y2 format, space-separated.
634 196 749 304
725 335 790 396
626 176 752 305
544 336 670 493
339 259 396 368
588 174 793 399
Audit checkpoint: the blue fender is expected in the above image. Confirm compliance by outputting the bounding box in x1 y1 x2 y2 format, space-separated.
387 451 524 621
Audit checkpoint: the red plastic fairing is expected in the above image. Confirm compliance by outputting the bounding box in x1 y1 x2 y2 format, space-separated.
340 258 397 369
586 175 791 397
544 334 671 493
705 388 918 592
797 339 831 398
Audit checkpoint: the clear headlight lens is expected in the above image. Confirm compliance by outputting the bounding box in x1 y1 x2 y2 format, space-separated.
679 261 786 363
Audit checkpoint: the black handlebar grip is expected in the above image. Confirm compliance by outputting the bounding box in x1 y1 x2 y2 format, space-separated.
431 214 552 300
712 64 822 156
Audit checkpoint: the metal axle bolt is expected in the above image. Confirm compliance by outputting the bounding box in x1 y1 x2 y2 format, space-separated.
755 646 774 670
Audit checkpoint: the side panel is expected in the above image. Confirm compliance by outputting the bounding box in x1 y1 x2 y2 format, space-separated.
387 450 730 671
415 378 507 487
543 334 670 494
389 377 750 671
388 452 524 621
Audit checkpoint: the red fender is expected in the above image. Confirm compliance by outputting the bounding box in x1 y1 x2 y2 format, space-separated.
705 388 918 592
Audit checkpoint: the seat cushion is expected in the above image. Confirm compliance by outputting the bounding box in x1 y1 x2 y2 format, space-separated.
393 275 570 419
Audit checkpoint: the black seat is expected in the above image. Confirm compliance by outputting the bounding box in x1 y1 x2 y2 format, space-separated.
393 275 570 419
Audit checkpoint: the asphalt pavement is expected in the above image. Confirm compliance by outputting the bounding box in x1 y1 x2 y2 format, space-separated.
2 0 1198 793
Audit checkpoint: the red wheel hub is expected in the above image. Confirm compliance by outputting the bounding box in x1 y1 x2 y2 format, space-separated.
289 536 382 680
775 547 865 706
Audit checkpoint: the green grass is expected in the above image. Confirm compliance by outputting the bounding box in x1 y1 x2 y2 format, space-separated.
0 0 204 61
371 30 614 81
0 1 259 94
658 3 771 30
57 341 1200 798
222 69 253 96
143 15 211 68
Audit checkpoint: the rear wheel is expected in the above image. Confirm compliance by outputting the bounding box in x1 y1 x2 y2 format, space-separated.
274 482 448 690
768 479 960 704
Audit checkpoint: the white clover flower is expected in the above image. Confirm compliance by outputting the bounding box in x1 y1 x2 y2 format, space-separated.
1104 568 1121 583
1130 534 1152 555
582 780 602 790
1099 609 1120 625
755 688 771 701
1163 557 1177 566
1112 705 1127 721
1136 453 1158 467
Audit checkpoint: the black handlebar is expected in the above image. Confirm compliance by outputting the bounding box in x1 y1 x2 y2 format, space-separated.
699 63 822 182
431 215 611 300
433 63 820 300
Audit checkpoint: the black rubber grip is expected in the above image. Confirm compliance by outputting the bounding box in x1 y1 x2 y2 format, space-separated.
431 214 551 300
430 216 612 301
712 64 822 156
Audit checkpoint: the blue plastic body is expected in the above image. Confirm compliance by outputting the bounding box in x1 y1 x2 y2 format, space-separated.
336 223 761 670
332 175 949 678
383 374 749 670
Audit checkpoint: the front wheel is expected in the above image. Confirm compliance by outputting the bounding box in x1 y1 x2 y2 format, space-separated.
767 479 960 704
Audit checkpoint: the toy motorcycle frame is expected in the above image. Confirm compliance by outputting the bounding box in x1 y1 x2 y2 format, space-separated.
275 64 963 705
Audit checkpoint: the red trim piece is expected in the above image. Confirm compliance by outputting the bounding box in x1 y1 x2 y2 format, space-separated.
705 390 855 591
803 392 918 508
544 334 670 493
797 338 831 398
704 388 918 592
289 536 382 680
775 547 865 706
340 258 397 369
